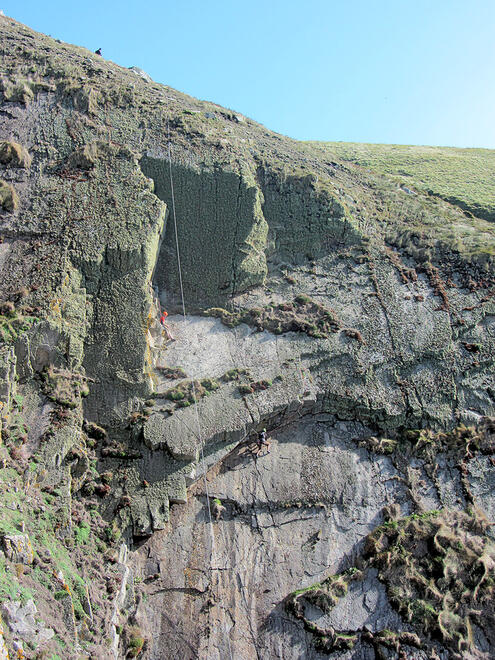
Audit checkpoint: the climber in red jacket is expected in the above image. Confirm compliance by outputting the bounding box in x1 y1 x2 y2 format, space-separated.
159 310 175 341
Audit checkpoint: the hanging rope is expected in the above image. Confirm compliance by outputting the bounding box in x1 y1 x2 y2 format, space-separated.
166 121 215 537
166 121 234 660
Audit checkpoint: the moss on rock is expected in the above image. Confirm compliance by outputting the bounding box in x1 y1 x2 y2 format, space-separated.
206 296 342 338
289 507 495 657
164 378 220 409
364 508 495 656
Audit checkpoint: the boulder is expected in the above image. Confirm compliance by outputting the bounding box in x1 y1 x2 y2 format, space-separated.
128 66 152 82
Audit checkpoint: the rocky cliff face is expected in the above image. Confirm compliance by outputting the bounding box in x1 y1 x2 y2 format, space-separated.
1 14 495 660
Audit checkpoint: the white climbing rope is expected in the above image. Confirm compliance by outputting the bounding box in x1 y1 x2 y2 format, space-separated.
166 121 234 660
166 122 215 534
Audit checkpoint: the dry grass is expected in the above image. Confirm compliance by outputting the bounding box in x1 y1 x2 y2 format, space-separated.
205 295 343 339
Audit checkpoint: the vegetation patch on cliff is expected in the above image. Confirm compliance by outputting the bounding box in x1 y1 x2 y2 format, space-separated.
163 377 220 409
0 443 123 659
0 179 18 212
205 295 343 338
288 507 495 658
286 568 364 653
364 508 495 657
361 419 495 460
42 366 90 409
0 140 32 168
0 303 37 344
361 419 495 507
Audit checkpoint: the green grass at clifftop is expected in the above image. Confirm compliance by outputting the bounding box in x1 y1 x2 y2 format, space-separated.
305 142 495 222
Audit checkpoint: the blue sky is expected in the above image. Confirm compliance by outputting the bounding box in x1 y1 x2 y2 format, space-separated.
3 0 495 148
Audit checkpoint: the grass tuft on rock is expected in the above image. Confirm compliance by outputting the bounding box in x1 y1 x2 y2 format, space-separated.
288 506 495 657
0 179 19 212
0 140 32 168
205 295 342 338
164 378 220 409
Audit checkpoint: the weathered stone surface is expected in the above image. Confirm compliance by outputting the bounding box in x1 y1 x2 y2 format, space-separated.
133 419 404 659
468 456 495 525
2 534 34 565
304 569 403 633
131 412 495 658
143 160 269 302
1 599 54 645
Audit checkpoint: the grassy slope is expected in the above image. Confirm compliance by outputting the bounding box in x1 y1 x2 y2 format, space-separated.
305 141 495 222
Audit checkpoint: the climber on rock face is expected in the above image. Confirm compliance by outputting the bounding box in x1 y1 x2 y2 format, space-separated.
256 428 271 456
212 498 226 521
159 310 175 341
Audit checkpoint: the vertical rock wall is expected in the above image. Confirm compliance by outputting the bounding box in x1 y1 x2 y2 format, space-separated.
141 158 268 304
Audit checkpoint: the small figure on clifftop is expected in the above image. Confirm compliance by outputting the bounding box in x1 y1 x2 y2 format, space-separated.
159 310 175 341
95 48 102 56
256 428 271 456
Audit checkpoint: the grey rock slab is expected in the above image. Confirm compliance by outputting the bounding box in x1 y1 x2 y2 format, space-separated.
128 66 153 82
144 411 197 460
469 456 495 525
149 387 253 460
136 417 404 659
156 316 249 379
1 599 54 645
434 453 466 508
155 316 307 384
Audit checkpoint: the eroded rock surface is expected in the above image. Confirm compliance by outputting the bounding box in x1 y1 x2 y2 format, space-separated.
0 13 494 660
130 416 495 659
